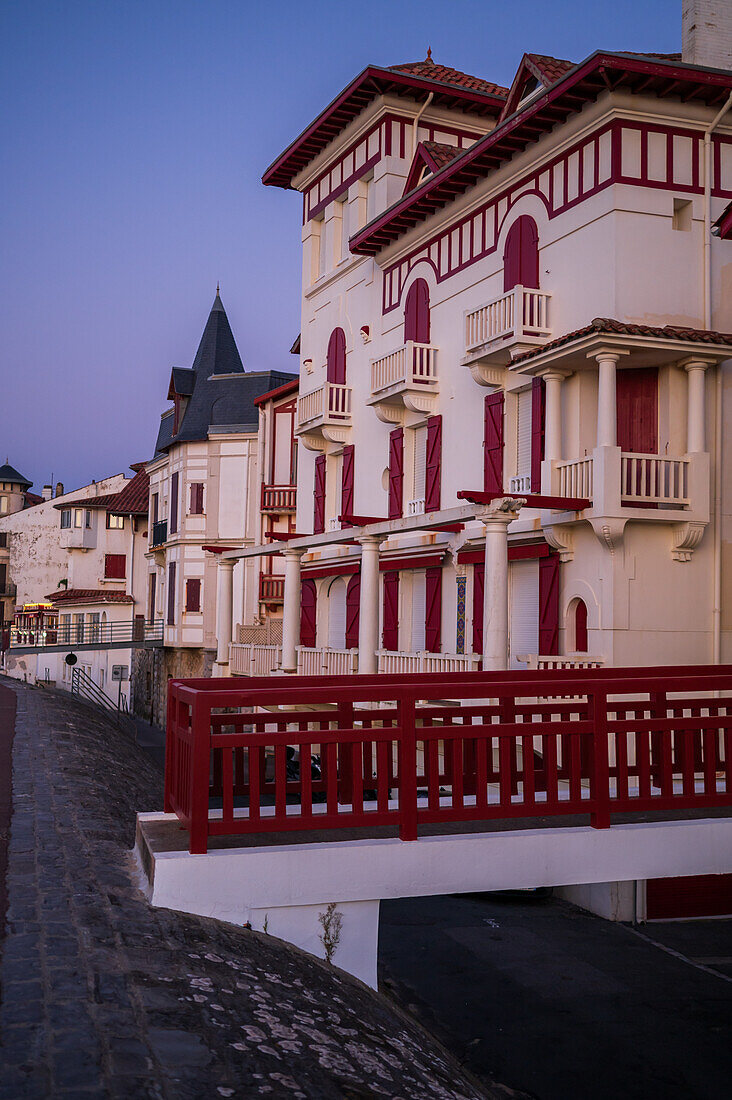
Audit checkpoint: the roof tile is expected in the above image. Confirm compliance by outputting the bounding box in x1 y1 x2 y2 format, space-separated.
511 317 732 365
45 589 135 605
389 59 508 98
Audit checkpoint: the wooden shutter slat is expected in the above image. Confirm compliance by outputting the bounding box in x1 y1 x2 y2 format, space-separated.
472 565 484 656
483 391 504 495
382 571 399 651
388 428 403 519
425 567 442 653
538 554 560 656
530 377 545 494
300 579 317 647
167 561 176 625
313 455 326 534
169 471 179 534
186 578 201 612
404 279 430 344
425 415 442 512
326 328 347 384
341 445 355 526
345 574 360 649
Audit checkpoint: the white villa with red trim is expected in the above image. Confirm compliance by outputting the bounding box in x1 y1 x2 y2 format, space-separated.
220 5 732 683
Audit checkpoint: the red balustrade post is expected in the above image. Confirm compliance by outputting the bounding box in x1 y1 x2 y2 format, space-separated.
399 697 418 841
337 701 354 806
164 682 175 812
590 689 611 829
189 695 211 854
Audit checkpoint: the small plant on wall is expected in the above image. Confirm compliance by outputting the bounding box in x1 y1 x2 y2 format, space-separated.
318 902 342 964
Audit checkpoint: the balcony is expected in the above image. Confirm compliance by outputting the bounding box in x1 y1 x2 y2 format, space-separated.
377 651 481 674
150 519 167 549
259 573 285 603
464 286 551 381
296 382 352 448
230 642 282 677
59 525 96 551
368 342 438 421
261 484 296 513
297 646 358 676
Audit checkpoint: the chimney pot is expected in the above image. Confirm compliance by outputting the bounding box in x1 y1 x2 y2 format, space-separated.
42 485 52 501
55 482 64 498
682 0 732 71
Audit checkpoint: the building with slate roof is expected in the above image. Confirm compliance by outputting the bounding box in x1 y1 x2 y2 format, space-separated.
139 292 297 721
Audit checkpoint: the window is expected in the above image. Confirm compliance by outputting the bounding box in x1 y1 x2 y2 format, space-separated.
104 554 126 580
151 492 159 524
74 509 84 528
503 215 539 292
412 425 427 505
88 613 100 642
99 668 105 690
326 328 347 385
189 483 204 515
169 472 179 534
106 514 124 529
185 578 201 612
411 572 426 652
60 510 71 529
85 510 92 529
0 532 6 548
60 614 71 644
572 598 589 653
403 279 430 344
167 561 176 625
0 497 7 515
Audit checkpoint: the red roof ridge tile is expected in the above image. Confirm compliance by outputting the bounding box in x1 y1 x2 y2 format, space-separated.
45 588 135 605
389 59 509 99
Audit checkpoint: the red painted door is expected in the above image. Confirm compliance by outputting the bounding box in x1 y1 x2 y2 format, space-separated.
483 392 504 495
425 415 442 512
538 554 559 656
472 565 484 656
503 215 539 292
300 579 317 647
404 279 430 343
382 572 399 650
388 428 404 519
345 574 360 649
616 368 658 453
313 455 326 534
326 328 347 384
425 568 442 652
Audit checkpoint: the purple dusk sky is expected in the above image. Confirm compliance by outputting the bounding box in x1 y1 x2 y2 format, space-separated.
1 0 678 494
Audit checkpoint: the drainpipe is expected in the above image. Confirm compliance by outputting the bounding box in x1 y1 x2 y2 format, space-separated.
704 91 732 663
411 93 434 159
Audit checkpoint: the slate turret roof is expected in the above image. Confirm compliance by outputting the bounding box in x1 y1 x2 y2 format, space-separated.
0 463 32 490
153 293 297 455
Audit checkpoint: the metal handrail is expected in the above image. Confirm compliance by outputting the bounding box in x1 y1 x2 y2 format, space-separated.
150 520 168 548
70 666 135 732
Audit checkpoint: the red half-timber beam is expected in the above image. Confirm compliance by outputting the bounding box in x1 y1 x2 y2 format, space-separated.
457 490 591 510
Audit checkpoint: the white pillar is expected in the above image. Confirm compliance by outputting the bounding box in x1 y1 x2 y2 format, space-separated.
480 499 524 671
542 370 566 463
281 549 305 672
595 352 620 448
684 359 710 453
215 558 236 669
358 536 381 674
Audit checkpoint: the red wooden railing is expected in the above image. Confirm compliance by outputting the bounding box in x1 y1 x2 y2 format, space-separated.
260 484 297 512
164 666 732 854
259 573 285 602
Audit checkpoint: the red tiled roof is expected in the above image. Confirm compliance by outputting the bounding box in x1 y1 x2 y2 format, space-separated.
422 141 462 170
525 54 575 84
45 589 135 605
389 59 508 98
56 466 149 515
511 317 732 365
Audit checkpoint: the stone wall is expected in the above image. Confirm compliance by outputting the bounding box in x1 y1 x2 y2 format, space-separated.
131 646 215 727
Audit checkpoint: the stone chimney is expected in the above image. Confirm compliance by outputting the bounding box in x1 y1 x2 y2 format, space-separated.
55 481 64 498
42 485 52 501
682 0 732 71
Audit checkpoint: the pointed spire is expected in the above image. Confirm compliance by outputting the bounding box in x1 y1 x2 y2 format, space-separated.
190 292 244 376
426 46 432 62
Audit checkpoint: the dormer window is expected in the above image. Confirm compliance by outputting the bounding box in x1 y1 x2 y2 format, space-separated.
518 75 542 107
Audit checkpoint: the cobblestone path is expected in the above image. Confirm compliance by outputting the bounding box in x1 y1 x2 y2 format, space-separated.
0 680 501 1099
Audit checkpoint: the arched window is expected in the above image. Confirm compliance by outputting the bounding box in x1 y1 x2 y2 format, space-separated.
573 598 588 653
327 577 347 650
326 328 347 385
503 215 539 292
403 278 430 344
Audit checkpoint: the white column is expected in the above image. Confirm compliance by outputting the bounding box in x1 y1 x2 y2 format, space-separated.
480 499 524 671
281 549 305 672
542 370 566 463
358 536 381 675
684 359 710 453
595 352 620 448
215 558 235 669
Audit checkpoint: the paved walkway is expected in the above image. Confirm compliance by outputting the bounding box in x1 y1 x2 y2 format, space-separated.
0 679 500 1099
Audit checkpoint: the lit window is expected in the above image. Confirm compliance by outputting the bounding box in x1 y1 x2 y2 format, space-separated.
106 514 124 529
60 510 71 529
74 509 84 528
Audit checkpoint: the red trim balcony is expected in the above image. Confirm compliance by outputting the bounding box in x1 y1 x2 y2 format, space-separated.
261 484 297 513
259 573 285 603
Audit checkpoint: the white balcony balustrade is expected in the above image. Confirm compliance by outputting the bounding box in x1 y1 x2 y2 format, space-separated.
464 286 551 375
407 498 426 516
229 642 282 677
555 457 594 500
368 342 438 419
508 474 532 494
377 651 481 674
296 382 352 444
620 453 689 507
518 654 605 670
297 646 358 676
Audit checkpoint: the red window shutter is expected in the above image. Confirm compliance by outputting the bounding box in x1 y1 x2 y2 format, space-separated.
326 328 347 384
425 567 442 653
616 367 658 453
190 483 204 515
313 455 326 534
382 571 399 650
503 215 539 292
300 579 317 647
167 561 176 626
341 445 355 525
538 554 560 655
148 572 156 621
530 377 545 494
472 564 484 655
104 554 126 579
345 574 360 649
483 391 504 495
425 415 442 512
404 278 430 343
574 599 588 653
388 428 404 519
169 472 179 534
185 578 201 612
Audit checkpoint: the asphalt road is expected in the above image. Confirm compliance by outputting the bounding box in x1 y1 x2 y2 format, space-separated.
379 891 732 1100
